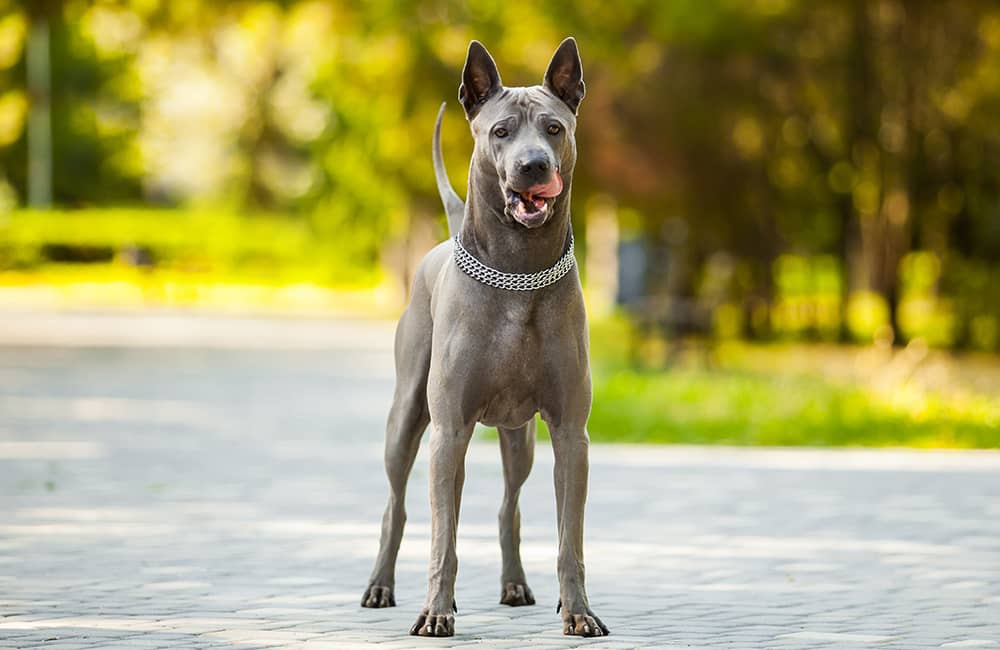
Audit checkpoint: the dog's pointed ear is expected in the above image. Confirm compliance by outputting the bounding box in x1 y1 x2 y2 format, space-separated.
459 40 502 119
543 37 585 114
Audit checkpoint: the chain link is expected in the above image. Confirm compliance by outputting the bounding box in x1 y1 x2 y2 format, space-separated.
452 232 576 291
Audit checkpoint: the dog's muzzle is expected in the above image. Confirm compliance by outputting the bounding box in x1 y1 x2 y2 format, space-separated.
506 170 564 228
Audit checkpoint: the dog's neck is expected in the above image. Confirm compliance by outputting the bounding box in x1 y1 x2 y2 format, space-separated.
460 158 574 275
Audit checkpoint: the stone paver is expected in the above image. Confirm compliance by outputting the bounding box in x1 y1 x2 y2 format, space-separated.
1 312 999 649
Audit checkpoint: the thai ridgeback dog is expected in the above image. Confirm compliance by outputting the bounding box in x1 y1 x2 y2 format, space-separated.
361 37 607 639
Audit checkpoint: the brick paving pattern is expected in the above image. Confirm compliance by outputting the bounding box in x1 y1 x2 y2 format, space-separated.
1 314 998 649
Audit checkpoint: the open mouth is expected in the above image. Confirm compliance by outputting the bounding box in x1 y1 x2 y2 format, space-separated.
505 170 564 227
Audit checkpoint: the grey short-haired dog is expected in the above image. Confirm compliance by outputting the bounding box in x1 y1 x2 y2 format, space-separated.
361 37 608 639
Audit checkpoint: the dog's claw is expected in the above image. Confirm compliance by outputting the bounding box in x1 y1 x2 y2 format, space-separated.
562 610 609 637
410 610 455 637
361 584 395 608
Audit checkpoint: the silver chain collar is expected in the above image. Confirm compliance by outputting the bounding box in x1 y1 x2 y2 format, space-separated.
453 231 576 291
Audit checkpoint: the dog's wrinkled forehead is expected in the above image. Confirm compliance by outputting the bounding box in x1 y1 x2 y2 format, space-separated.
471 86 577 135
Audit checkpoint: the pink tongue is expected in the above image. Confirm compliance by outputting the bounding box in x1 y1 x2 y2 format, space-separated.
522 170 563 206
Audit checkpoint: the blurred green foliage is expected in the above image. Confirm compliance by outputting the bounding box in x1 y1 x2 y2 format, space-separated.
0 0 999 351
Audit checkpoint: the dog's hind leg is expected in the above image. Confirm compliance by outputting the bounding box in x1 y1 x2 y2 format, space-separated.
497 420 536 606
362 285 433 608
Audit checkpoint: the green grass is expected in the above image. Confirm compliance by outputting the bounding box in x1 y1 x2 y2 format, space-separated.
587 366 999 447
0 208 397 314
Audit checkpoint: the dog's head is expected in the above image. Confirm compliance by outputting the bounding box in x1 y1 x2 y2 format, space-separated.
459 38 585 229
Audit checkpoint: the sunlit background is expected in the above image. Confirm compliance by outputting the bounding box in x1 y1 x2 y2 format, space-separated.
0 0 998 447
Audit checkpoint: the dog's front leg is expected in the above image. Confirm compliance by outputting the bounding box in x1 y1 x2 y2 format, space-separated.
550 424 610 637
410 422 473 637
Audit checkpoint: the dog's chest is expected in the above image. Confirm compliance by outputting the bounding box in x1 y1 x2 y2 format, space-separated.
472 303 549 427
483 304 543 376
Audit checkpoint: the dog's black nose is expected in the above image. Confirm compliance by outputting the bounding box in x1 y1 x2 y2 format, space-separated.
516 155 550 183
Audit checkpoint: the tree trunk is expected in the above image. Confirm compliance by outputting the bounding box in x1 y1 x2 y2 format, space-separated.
26 14 53 207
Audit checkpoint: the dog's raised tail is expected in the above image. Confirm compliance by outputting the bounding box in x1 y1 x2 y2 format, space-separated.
434 102 464 236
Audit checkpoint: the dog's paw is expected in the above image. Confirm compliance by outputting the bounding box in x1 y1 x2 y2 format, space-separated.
558 602 609 637
361 584 395 608
500 582 535 606
409 610 455 637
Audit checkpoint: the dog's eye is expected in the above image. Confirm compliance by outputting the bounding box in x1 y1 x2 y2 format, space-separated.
547 124 562 135
493 127 508 138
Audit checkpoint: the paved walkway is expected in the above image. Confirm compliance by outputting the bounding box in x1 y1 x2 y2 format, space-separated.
1 312 999 649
